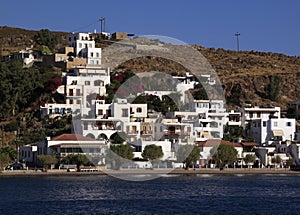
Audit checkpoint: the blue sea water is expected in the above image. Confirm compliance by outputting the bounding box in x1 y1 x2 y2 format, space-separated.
0 174 299 214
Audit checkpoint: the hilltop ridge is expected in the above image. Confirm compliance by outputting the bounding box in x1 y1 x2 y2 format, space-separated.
1 26 300 110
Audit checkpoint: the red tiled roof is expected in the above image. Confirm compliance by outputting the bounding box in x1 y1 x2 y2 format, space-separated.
50 142 106 147
196 139 242 147
51 134 96 141
240 142 259 147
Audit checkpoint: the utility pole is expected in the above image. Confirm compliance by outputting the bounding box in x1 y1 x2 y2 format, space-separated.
99 17 106 34
235 32 240 51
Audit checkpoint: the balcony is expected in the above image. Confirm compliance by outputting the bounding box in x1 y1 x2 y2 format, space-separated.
140 130 153 135
127 130 139 135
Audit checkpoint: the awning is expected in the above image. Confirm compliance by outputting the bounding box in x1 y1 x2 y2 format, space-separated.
272 130 284 137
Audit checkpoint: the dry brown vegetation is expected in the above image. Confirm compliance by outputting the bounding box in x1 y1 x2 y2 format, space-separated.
1 26 300 110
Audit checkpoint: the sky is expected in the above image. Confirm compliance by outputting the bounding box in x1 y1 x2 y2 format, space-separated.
1 0 300 56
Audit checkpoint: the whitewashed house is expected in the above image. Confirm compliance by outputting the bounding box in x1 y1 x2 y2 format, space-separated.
131 140 174 161
240 105 281 128
196 139 243 168
194 100 227 140
249 118 296 145
20 134 108 167
67 32 102 65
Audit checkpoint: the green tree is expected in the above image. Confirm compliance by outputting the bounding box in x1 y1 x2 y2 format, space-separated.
264 76 281 102
0 60 58 120
37 45 52 55
33 29 61 51
67 154 90 172
37 155 58 171
142 144 164 161
176 145 200 169
271 155 282 166
110 132 127 144
286 157 295 167
0 146 17 160
223 125 244 142
110 144 134 160
212 144 238 167
109 144 134 169
0 153 11 171
244 154 256 167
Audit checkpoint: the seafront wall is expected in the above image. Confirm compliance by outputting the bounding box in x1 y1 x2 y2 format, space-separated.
1 168 300 177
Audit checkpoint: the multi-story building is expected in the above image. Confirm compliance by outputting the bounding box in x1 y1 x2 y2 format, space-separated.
67 32 102 66
249 118 296 145
226 110 242 126
240 105 281 128
194 100 227 140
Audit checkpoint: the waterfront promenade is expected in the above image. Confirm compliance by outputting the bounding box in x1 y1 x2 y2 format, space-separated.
1 168 300 177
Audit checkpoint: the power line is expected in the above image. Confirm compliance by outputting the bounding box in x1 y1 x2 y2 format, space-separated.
70 20 99 33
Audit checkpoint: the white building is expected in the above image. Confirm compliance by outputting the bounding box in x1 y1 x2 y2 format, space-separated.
241 105 281 128
194 100 227 140
131 140 174 161
249 118 296 145
42 66 111 119
67 32 102 65
75 99 150 141
196 139 243 168
19 134 108 166
226 110 242 126
173 72 198 92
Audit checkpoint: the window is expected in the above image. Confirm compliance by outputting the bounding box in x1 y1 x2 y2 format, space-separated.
249 112 253 118
91 52 94 57
98 109 103 115
76 100 81 104
84 123 88 130
76 89 80 96
122 109 128 117
137 107 142 113
257 112 261 118
69 99 73 104
96 52 99 57
85 81 90 85
69 89 73 96
274 121 278 127
287 122 292 127
79 43 82 48
55 108 59 114
94 80 101 86
263 121 266 127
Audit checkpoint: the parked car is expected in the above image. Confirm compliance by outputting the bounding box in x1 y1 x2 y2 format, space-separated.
5 163 24 170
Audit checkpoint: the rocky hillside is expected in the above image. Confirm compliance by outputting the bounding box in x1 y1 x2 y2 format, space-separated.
0 26 67 55
1 26 300 110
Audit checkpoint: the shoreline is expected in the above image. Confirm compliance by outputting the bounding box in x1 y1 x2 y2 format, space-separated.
1 168 300 177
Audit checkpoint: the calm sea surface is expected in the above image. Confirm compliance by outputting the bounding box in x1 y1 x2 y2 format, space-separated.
0 174 299 214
